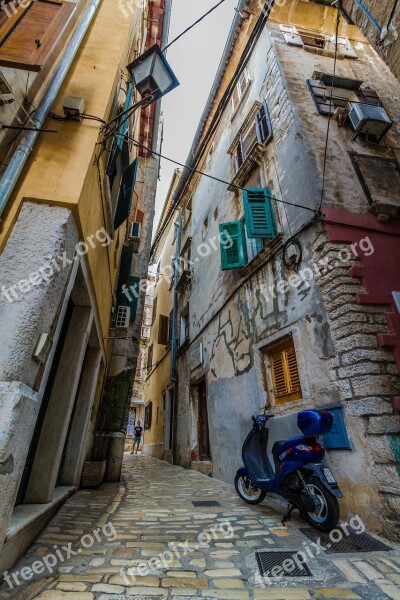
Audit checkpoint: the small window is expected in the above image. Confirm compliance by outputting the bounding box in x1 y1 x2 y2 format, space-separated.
158 314 170 346
180 311 189 347
233 102 272 174
264 337 302 405
280 25 357 58
308 73 382 116
151 297 158 325
144 401 152 431
0 0 76 72
147 344 154 371
231 67 251 114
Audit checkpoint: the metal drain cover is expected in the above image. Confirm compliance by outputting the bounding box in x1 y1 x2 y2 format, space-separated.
192 500 221 507
256 551 312 577
299 527 392 554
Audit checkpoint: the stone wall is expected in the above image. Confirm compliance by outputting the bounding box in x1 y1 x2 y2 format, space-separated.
341 0 400 81
313 231 400 540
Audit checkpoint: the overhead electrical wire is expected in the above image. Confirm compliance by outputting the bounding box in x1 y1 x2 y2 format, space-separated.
123 133 318 214
162 0 229 52
151 0 277 256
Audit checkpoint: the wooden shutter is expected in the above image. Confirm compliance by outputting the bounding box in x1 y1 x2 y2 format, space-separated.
243 188 277 239
158 314 169 345
135 351 142 379
270 338 302 404
307 79 335 116
114 158 139 229
152 296 157 324
0 0 76 71
256 101 273 146
144 401 152 430
241 122 258 159
219 221 247 270
357 88 382 107
147 345 153 370
135 208 145 227
235 141 244 171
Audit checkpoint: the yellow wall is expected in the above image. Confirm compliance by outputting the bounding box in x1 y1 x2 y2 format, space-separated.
0 0 146 340
143 213 177 449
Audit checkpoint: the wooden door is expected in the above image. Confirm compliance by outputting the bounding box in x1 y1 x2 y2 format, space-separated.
198 380 211 461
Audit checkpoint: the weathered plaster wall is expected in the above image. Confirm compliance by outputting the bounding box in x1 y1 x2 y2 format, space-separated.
142 202 176 452
175 0 400 538
341 0 400 81
0 203 78 388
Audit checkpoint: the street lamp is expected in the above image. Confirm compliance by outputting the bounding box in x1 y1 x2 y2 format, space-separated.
127 44 180 102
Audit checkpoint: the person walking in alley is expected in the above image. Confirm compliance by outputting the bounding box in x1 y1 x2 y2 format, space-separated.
131 421 143 454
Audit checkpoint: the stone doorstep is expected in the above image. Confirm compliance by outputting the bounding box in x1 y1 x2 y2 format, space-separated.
0 487 75 577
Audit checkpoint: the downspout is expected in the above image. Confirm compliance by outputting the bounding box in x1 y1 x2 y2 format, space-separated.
170 208 182 463
152 0 172 153
352 0 382 32
0 0 101 219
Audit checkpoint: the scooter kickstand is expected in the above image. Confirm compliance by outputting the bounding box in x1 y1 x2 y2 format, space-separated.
281 503 295 526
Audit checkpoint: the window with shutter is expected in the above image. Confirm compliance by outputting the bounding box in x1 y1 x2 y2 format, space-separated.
268 338 302 405
135 351 142 379
0 0 76 71
219 221 247 270
144 401 152 430
135 208 145 227
147 344 154 371
256 101 272 146
307 79 336 116
151 296 157 325
231 67 251 114
243 188 277 239
116 83 134 152
114 158 139 230
158 314 170 345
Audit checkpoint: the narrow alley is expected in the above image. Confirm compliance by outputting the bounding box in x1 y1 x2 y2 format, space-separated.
2 454 399 600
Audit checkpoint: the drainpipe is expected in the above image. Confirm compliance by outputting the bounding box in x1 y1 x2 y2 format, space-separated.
0 0 101 219
352 0 382 32
170 208 182 463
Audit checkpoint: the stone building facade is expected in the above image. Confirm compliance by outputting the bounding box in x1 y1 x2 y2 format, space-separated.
0 0 169 573
151 0 400 540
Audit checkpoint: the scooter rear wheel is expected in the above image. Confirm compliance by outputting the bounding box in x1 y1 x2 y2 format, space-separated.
235 473 266 505
301 477 340 532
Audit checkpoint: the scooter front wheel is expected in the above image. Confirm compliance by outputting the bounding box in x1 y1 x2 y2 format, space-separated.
235 473 266 505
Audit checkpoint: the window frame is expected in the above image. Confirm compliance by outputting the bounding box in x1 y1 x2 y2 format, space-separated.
262 336 302 406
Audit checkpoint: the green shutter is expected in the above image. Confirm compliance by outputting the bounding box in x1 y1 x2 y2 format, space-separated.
114 158 139 230
126 275 140 321
116 83 134 152
219 221 247 270
106 83 134 174
243 188 277 239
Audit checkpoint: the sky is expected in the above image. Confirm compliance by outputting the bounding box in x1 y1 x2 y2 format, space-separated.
153 0 239 230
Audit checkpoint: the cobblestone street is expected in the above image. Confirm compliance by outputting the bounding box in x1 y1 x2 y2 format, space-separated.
2 454 400 600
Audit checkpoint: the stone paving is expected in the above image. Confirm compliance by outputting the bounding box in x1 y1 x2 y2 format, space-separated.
1 454 400 600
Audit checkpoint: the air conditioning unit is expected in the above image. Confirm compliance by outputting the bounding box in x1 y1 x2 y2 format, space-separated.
349 103 392 142
115 306 131 329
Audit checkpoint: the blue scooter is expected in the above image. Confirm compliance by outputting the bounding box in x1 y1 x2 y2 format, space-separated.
235 410 343 531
